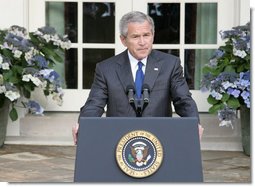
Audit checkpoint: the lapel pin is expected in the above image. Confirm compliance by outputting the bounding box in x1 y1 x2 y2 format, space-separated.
154 67 159 71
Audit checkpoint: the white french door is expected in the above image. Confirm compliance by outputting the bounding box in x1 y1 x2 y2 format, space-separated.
132 0 239 111
28 0 244 112
29 0 132 111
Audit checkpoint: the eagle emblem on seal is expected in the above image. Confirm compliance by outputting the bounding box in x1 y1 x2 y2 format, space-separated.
128 141 152 167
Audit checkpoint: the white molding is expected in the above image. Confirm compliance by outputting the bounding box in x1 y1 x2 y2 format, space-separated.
239 0 250 24
0 0 26 28
28 0 45 31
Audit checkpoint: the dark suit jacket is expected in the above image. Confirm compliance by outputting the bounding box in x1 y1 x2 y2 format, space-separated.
79 49 199 120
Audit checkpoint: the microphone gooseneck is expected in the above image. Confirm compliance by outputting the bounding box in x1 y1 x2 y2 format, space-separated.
126 84 150 117
142 84 150 103
142 84 150 112
126 85 136 114
126 85 135 104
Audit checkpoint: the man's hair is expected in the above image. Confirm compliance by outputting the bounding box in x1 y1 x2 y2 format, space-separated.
119 11 155 37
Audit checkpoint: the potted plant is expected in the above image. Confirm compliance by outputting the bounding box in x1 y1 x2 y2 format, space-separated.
0 25 71 147
201 22 250 155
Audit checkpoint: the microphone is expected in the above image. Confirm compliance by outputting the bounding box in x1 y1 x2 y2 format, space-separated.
126 85 137 115
142 84 150 113
126 85 135 104
142 84 150 103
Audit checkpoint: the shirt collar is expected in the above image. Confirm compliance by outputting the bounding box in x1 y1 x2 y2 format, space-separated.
127 50 147 67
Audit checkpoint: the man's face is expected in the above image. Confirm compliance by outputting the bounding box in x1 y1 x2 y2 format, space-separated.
120 21 154 60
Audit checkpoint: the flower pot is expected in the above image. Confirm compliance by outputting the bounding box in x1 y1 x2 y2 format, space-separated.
0 100 10 148
240 105 250 156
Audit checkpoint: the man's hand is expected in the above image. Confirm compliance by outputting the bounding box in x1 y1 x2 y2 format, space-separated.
72 123 79 145
198 124 204 141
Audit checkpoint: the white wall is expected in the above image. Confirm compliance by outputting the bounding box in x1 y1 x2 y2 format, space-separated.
0 0 28 29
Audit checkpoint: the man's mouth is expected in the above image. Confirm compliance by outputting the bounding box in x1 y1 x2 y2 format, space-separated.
138 48 147 51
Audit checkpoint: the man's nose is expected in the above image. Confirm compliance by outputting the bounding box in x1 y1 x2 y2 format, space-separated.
138 36 145 45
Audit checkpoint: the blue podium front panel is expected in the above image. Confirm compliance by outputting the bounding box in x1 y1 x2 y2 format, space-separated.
74 117 203 182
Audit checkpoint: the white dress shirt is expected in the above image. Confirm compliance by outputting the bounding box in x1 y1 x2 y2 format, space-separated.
127 50 147 82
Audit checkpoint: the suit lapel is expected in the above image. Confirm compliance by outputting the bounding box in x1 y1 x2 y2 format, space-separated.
116 51 134 92
116 50 163 92
144 50 162 90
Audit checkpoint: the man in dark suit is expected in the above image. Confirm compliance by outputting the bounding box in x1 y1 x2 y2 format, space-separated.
73 11 204 144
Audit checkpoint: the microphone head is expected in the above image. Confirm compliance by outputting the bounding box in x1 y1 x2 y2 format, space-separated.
126 85 135 93
142 84 150 92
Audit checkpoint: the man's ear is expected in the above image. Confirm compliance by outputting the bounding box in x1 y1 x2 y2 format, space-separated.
120 35 127 47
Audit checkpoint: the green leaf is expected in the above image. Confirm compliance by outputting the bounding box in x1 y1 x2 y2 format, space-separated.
221 93 230 102
8 75 19 84
54 49 64 62
50 52 63 63
13 65 23 74
41 46 53 56
3 70 13 81
244 62 250 70
44 89 50 96
23 83 33 92
9 107 18 121
42 47 64 63
223 57 230 65
227 97 241 109
23 87 31 98
2 49 13 59
236 64 245 73
224 65 236 72
202 66 214 74
29 33 41 44
207 95 219 105
208 103 224 114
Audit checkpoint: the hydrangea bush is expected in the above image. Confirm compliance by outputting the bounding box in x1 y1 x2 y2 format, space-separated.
0 25 71 121
201 22 250 128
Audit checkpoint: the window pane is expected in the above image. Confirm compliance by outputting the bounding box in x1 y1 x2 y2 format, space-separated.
148 3 180 44
83 49 115 89
156 49 179 57
65 49 78 89
52 49 78 89
46 2 78 43
185 49 215 90
185 3 217 44
83 3 115 43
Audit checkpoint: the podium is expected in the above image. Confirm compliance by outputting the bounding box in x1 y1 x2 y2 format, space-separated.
74 117 203 182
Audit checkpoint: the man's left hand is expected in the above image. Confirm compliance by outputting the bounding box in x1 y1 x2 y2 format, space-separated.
198 124 204 141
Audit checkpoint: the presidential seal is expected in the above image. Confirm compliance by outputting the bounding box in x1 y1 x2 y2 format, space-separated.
116 130 163 178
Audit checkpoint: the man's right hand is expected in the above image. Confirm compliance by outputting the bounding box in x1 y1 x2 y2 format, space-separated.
72 123 79 145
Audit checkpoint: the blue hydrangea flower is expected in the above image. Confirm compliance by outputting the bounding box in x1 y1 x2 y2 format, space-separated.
0 25 71 121
32 55 48 68
201 22 250 128
26 100 44 115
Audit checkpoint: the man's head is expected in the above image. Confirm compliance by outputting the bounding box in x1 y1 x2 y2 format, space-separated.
119 11 155 60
